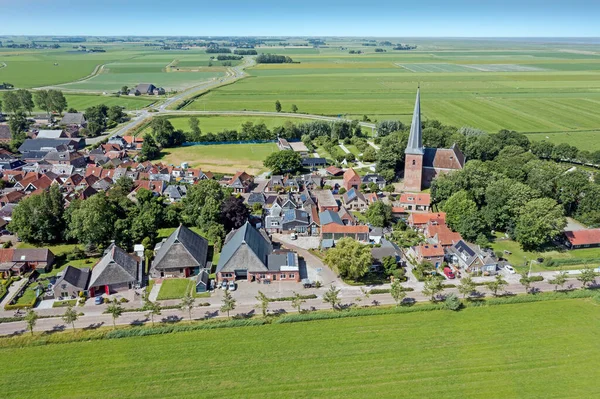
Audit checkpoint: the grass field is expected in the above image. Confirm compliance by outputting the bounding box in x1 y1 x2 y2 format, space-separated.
158 142 278 174
2 299 600 398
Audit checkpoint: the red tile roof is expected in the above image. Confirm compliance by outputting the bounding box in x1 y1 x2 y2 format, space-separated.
0 248 14 263
326 166 343 176
399 193 431 206
343 168 360 185
417 244 444 258
426 222 462 246
409 212 446 226
322 224 369 234
565 229 600 246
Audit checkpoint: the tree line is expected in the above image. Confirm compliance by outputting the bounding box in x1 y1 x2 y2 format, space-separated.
234 49 257 55
215 55 243 61
255 54 294 64
9 178 250 256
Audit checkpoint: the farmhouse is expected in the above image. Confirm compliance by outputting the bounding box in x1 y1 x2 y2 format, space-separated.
151 225 209 278
59 112 87 127
564 229 600 249
88 244 140 296
404 89 465 192
321 224 369 242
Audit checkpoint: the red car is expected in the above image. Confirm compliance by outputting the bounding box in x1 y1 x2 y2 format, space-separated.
443 267 456 279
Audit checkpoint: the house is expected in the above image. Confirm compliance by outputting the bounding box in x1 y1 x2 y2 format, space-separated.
130 83 157 96
313 189 339 212
283 176 300 193
216 221 273 282
0 191 25 207
53 266 90 299
343 168 361 191
425 220 462 247
337 206 356 226
227 171 254 193
247 192 266 208
298 174 322 190
59 112 87 127
264 202 284 233
321 224 369 242
411 244 444 268
163 185 187 202
369 227 384 244
319 210 343 226
281 193 298 210
88 244 140 296
408 212 446 229
151 225 209 278
361 174 386 190
266 175 284 192
277 137 292 150
12 248 55 272
325 166 343 176
43 151 86 167
282 209 310 234
371 239 402 269
365 192 379 205
395 193 431 213
564 229 600 249
343 188 368 211
447 240 498 275
0 248 29 278
0 125 12 143
36 129 67 139
301 157 327 170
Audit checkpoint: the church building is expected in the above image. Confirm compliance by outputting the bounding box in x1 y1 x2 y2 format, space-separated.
403 89 465 192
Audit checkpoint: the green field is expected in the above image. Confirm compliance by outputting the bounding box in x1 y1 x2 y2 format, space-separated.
2 299 600 398
0 91 156 111
158 142 278 174
156 278 193 300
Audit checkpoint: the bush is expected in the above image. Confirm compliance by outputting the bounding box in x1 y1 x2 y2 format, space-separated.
444 293 462 311
52 299 77 308
529 275 544 282
119 298 129 303
370 287 414 295
267 294 317 302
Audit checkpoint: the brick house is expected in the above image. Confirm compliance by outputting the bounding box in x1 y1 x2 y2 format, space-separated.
564 229 600 249
53 266 90 299
151 225 209 278
343 168 361 191
410 244 444 268
321 224 369 242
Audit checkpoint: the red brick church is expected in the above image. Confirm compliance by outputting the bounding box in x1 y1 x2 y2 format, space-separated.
404 88 465 192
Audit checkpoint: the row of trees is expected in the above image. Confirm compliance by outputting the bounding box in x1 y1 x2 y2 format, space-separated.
255 54 294 64
84 104 126 136
9 179 249 254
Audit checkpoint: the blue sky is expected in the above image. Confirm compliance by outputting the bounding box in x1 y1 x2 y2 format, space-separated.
1 0 599 37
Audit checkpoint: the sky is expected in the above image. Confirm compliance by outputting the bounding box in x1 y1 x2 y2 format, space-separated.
1 0 599 37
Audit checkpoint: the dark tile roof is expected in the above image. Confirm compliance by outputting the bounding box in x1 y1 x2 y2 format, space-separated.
152 225 208 271
57 265 90 289
216 222 272 274
89 244 138 287
60 113 86 126
0 125 11 140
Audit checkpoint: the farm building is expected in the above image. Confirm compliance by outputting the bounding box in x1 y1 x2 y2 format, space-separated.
151 225 209 278
564 229 600 249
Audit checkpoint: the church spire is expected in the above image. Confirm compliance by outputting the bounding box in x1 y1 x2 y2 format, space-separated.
405 88 424 155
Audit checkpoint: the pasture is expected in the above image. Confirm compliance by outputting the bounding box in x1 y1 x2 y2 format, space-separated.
1 299 600 398
158 142 277 174
0 92 154 111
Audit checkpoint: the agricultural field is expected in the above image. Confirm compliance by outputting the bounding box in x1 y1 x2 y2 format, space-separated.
158 142 278 174
0 91 156 111
2 299 600 398
183 40 600 149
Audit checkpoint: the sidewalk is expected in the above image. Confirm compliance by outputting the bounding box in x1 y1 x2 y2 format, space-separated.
0 278 28 308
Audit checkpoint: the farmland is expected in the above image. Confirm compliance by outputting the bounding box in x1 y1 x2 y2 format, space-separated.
2 299 600 398
158 142 277 174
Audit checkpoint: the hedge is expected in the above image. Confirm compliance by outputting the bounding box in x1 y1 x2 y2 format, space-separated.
529 275 544 282
52 300 77 308
370 287 415 295
267 294 317 302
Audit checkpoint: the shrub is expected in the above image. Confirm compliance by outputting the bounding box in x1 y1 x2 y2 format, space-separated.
52 300 77 308
529 275 544 282
119 298 129 303
267 294 317 302
444 293 462 311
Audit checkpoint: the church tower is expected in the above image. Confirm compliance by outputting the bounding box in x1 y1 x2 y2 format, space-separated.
403 88 424 192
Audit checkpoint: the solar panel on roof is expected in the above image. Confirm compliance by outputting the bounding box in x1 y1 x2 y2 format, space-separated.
287 252 295 266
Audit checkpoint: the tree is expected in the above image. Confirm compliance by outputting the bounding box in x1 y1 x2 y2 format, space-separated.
422 277 444 302
67 193 116 248
362 146 377 163
519 272 533 294
376 133 406 177
84 104 109 136
291 104 298 113
442 190 484 241
255 291 269 317
34 90 52 116
275 100 282 113
106 299 124 329
515 198 566 250
220 289 236 319
486 275 508 297
9 185 65 244
107 105 125 123
263 151 302 174
62 305 79 332
48 89 67 114
182 180 226 230
24 308 38 335
221 196 249 232
144 300 162 326
180 293 195 321
16 89 34 115
2 91 22 114
457 276 476 299
323 285 341 310
140 135 161 160
483 179 537 231
444 293 462 311
188 116 201 140
291 292 305 313
324 238 372 280
390 279 407 306
365 201 392 227
121 85 129 94
548 271 568 292
381 256 397 277
151 118 176 148
577 266 597 288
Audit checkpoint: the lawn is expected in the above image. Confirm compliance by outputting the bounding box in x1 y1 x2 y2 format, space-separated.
490 233 600 272
158 142 278 175
156 278 193 300
1 299 600 398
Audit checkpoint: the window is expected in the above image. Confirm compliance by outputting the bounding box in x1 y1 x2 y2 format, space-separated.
280 274 286 279
259 274 266 279
289 274 295 279
412 160 416 166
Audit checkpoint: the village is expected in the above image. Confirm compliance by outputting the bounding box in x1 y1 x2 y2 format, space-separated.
0 88 597 333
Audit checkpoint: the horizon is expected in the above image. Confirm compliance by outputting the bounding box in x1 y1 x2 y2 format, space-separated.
2 0 600 37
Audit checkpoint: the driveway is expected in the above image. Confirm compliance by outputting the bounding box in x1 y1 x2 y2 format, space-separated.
273 233 320 250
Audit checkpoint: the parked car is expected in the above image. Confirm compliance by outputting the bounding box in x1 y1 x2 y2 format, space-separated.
443 266 455 279
504 265 516 274
290 233 298 240
228 281 236 291
94 296 103 305
221 281 228 289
